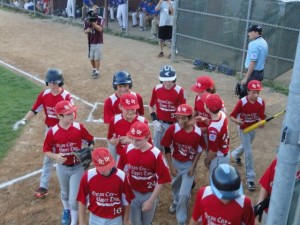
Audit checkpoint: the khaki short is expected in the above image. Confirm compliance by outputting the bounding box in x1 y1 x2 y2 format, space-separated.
89 44 103 60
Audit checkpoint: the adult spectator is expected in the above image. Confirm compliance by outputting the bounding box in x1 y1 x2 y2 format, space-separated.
189 164 255 225
155 0 174 58
240 24 268 98
83 6 104 79
13 0 21 7
82 0 96 20
24 0 34 10
132 0 158 31
131 0 147 28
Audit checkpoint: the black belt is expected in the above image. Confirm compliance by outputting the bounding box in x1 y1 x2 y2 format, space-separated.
63 163 80 167
158 120 173 125
254 70 264 73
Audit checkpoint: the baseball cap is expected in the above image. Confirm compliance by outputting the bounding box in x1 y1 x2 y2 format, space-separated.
247 80 263 91
202 93 222 112
174 104 193 116
55 100 76 115
120 93 140 110
248 24 262 33
92 147 116 173
126 121 150 140
191 76 214 93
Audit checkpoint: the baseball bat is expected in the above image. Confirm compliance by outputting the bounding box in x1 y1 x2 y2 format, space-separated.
243 110 286 134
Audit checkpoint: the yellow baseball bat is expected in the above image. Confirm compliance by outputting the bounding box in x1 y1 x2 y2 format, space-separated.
243 110 286 134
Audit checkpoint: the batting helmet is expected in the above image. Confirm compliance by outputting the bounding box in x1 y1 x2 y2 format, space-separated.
112 71 133 90
45 69 64 87
210 164 243 200
159 65 176 82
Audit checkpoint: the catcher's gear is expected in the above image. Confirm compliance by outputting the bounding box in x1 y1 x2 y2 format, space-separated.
235 82 247 99
218 65 235 76
193 58 208 70
112 71 133 90
254 197 270 222
45 68 64 87
152 120 163 132
159 65 176 82
210 164 242 200
13 119 26 131
73 147 93 170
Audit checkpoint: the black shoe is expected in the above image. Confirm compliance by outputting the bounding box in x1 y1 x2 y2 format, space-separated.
246 181 255 191
235 158 242 166
132 24 138 27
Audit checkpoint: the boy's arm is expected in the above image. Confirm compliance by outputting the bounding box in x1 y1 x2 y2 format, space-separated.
78 202 87 225
142 183 164 211
230 116 243 126
123 205 132 225
189 152 201 176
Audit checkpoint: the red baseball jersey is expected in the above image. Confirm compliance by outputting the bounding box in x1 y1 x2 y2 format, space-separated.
230 96 265 130
149 84 186 123
207 111 229 155
107 114 150 155
32 89 73 127
103 91 144 124
77 168 134 219
117 144 171 193
160 123 206 162
192 186 255 225
43 122 94 166
194 95 226 128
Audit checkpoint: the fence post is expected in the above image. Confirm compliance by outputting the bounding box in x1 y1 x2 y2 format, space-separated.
171 0 178 62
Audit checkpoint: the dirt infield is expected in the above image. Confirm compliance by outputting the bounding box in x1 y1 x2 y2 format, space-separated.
0 10 287 225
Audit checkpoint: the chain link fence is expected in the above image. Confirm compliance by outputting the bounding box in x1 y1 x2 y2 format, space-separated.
173 0 300 90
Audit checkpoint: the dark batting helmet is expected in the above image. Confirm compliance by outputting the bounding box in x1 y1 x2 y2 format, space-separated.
210 164 243 200
159 65 176 82
112 71 133 90
45 68 64 87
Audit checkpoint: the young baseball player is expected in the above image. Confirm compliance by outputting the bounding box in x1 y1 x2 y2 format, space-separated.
230 80 265 191
103 71 144 124
13 68 73 199
43 100 94 225
202 93 230 173
160 104 206 225
77 147 135 225
189 164 255 225
107 93 150 161
149 65 186 152
191 75 226 134
118 121 172 225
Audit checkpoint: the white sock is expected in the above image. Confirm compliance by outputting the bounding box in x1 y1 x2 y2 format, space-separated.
61 200 70 210
70 210 78 225
95 70 99 74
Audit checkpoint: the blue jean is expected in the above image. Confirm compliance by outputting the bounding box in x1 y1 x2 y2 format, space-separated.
231 129 256 182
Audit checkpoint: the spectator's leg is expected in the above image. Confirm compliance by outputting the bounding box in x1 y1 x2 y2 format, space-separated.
71 0 76 17
109 7 115 20
122 3 128 29
139 12 145 28
117 4 123 27
151 16 158 37
132 12 138 26
82 6 87 19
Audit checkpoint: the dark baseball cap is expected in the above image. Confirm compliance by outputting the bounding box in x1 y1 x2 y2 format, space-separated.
248 25 262 33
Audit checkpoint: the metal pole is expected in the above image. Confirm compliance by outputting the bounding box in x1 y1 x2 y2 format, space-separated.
266 31 300 225
104 0 108 28
171 0 178 62
240 0 253 79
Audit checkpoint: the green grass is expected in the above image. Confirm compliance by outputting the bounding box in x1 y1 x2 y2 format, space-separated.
0 66 42 160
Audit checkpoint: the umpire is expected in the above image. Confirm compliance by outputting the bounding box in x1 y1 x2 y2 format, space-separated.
240 24 268 98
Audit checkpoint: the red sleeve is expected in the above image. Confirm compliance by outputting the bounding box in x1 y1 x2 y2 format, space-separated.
259 159 277 195
80 124 94 143
149 87 156 107
179 88 187 104
43 129 55 153
31 91 44 113
103 97 114 124
137 93 144 116
242 197 255 225
230 100 242 118
107 117 115 139
122 175 135 205
156 153 172 184
160 125 174 147
192 187 205 221
76 172 89 205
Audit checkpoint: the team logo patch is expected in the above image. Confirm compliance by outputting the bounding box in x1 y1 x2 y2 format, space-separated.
125 98 136 105
250 53 257 59
209 133 217 141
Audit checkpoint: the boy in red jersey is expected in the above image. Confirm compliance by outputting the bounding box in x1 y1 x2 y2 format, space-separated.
230 80 265 191
202 93 230 173
43 100 94 225
161 104 206 225
103 71 144 124
107 93 150 161
118 121 172 225
189 164 255 225
77 147 134 225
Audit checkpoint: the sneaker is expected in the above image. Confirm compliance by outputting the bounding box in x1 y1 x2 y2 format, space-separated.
235 158 242 166
140 27 145 31
34 187 48 198
169 203 176 214
149 34 157 39
132 24 138 27
246 181 255 191
121 27 126 31
61 209 71 225
158 52 164 58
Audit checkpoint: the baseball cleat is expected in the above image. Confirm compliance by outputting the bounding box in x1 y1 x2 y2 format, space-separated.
158 52 164 58
246 181 255 191
61 209 71 225
235 158 242 166
169 203 176 214
34 187 48 198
